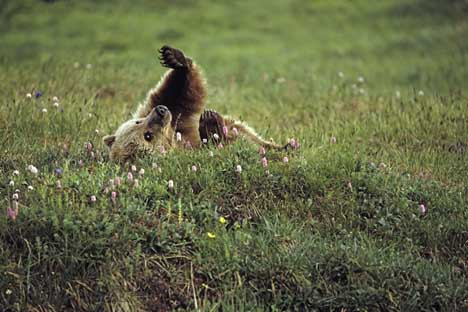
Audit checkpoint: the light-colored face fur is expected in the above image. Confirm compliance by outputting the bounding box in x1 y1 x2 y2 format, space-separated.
103 106 174 162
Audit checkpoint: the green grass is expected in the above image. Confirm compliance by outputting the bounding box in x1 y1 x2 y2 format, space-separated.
1 0 467 311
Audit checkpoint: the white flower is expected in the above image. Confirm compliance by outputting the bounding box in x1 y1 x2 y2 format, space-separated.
95 129 99 134
395 90 401 98
235 165 242 173
53 102 59 108
176 132 182 142
418 90 424 96
282 156 289 163
26 93 32 99
73 62 80 68
359 88 365 95
209 151 214 157
52 96 59 102
131 165 137 172
276 77 286 84
28 185 34 191
27 165 38 174
9 180 14 186
86 63 92 69
202 138 208 144
42 108 48 113
213 133 219 140
338 71 344 78
191 165 197 172
330 136 337 144
13 170 19 176
357 76 365 83
139 168 145 176
168 180 174 189
12 193 19 200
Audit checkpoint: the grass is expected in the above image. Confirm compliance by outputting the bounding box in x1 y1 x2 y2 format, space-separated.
1 0 467 311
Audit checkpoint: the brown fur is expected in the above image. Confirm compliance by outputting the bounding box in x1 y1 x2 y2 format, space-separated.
104 46 290 162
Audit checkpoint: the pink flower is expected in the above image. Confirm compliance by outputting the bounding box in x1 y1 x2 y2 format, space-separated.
159 145 166 155
259 146 266 155
261 157 268 168
288 138 300 149
330 136 337 144
90 195 97 202
419 204 427 215
222 126 228 136
131 165 137 172
7 206 18 221
282 156 289 163
111 191 117 202
127 172 133 182
115 177 121 186
235 165 242 173
86 142 93 152
233 127 239 136
78 159 84 167
176 132 182 142
168 180 174 189
191 165 197 172
217 143 223 149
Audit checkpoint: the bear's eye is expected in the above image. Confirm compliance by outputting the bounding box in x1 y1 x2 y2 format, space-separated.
144 131 153 142
135 121 142 125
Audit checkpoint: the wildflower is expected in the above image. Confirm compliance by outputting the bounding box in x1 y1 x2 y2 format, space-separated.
419 204 427 215
42 108 48 113
202 138 208 144
379 162 387 169
139 168 145 176
235 165 242 174
127 172 134 182
207 232 216 239
56 180 62 189
53 96 59 102
213 133 219 141
395 90 401 98
338 71 344 78
53 102 59 108
133 179 139 187
88 113 93 118
109 179 114 187
73 62 80 68
347 181 353 192
5 289 12 295
168 180 174 189
217 143 223 149
12 193 19 200
27 164 38 174
103 187 109 194
191 165 197 172
288 138 300 149
222 126 228 136
357 76 365 83
27 185 34 191
115 177 121 186
78 159 84 167
282 156 289 163
233 127 239 136
90 195 97 202
54 168 63 176
258 146 266 155
276 77 286 84
330 136 337 144
219 216 227 224
158 167 162 173
152 162 158 169
86 63 92 69
359 88 365 95
111 191 117 201
26 93 32 99
90 151 95 158
261 157 268 168
7 206 18 221
95 129 99 134
185 141 192 149
418 90 424 97
209 151 214 157
9 180 14 186
159 145 166 155
35 91 42 98
176 132 182 142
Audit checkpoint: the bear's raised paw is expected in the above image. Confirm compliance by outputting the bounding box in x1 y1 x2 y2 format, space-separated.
158 45 189 69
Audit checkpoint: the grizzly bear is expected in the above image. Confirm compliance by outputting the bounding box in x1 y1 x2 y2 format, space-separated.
103 45 291 162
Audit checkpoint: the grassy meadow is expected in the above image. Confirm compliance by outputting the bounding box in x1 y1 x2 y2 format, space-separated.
1 0 467 310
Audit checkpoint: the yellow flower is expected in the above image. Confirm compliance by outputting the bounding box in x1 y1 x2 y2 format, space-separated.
219 216 227 224
207 232 216 239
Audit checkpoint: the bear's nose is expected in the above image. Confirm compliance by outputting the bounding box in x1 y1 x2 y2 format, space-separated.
156 105 168 117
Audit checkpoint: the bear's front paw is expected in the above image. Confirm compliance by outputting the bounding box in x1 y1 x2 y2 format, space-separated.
159 45 188 69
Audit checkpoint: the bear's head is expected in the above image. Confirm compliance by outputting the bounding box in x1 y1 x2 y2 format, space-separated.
103 105 174 162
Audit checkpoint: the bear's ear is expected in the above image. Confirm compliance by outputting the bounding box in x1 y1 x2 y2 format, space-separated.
103 135 116 148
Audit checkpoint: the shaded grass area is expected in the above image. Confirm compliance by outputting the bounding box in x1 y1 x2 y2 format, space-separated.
1 0 467 311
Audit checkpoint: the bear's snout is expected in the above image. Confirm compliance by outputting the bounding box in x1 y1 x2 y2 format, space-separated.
156 105 169 117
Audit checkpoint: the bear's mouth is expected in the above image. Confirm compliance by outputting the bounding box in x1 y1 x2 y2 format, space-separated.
146 105 171 128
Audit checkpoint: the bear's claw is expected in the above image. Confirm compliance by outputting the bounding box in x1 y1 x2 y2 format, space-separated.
159 45 188 69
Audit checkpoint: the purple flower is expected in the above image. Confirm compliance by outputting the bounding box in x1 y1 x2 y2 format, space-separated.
54 168 63 176
7 206 18 221
35 91 42 99
222 126 229 136
258 146 266 155
419 204 427 215
233 127 239 136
